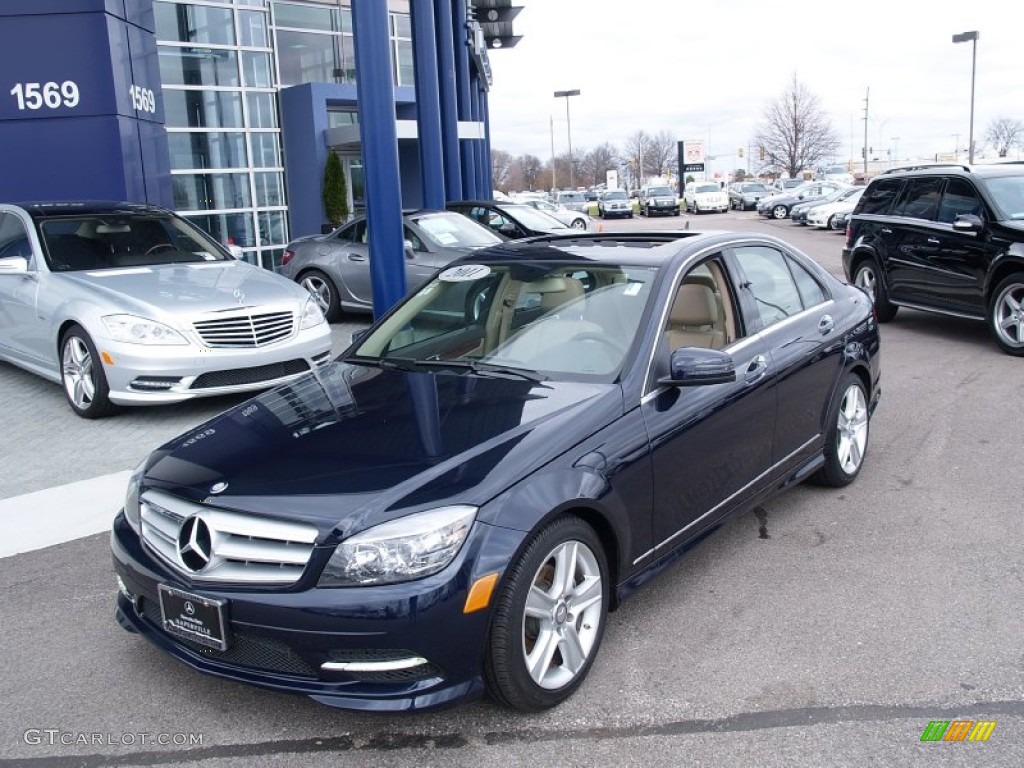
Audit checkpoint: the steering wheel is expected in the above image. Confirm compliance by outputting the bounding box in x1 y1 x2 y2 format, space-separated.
144 243 177 257
569 331 626 356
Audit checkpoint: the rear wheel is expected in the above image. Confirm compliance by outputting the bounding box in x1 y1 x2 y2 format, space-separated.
988 272 1024 355
811 373 870 487
60 325 118 419
484 516 608 712
771 204 788 219
299 269 341 322
853 258 897 322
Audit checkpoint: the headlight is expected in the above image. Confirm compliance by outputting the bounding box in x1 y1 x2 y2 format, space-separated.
123 459 147 533
102 314 188 345
299 297 326 329
318 505 477 587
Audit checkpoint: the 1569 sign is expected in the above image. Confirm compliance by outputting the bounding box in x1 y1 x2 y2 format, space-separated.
9 81 80 110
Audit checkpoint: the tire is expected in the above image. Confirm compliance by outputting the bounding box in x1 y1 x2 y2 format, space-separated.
811 373 870 487
988 272 1024 356
484 516 609 712
826 214 836 229
852 258 897 322
598 210 605 219
60 325 118 419
299 269 341 322
627 212 633 219
771 204 788 219
570 218 587 229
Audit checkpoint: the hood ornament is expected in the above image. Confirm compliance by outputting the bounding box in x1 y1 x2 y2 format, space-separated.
209 481 229 495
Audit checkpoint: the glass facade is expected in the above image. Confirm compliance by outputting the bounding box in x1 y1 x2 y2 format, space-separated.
154 0 414 270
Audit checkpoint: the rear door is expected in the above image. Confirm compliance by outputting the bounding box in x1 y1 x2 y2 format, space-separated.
883 177 944 304
0 210 48 368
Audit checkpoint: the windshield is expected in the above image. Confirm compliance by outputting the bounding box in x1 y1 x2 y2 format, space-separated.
695 184 719 194
350 262 659 382
648 187 674 196
38 214 229 272
411 211 503 248
558 192 585 203
742 184 767 193
603 190 627 201
981 176 1024 220
499 204 570 230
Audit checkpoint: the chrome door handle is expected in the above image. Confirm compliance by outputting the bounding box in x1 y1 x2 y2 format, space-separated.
744 354 768 383
927 237 941 245
818 314 834 335
348 254 367 262
881 227 892 234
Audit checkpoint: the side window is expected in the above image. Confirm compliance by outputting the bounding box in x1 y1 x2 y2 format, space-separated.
664 259 737 350
892 177 943 220
733 246 804 329
0 212 32 264
937 178 983 223
858 178 903 215
336 220 365 243
787 256 826 307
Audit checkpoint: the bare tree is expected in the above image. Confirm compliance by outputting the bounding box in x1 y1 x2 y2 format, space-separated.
985 117 1024 157
583 143 618 187
621 131 652 189
518 154 544 191
755 74 840 179
646 130 678 179
491 149 514 192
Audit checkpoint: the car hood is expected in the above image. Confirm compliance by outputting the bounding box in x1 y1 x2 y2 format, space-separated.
58 260 306 318
140 362 621 537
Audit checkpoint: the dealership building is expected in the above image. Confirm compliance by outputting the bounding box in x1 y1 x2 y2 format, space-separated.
0 0 518 270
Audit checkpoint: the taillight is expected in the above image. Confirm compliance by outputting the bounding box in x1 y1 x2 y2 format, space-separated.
281 249 294 266
844 224 852 245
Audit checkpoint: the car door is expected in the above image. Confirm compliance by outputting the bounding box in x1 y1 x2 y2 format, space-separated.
882 177 944 304
330 219 373 304
0 210 48 368
730 244 844 468
643 257 776 548
401 225 446 293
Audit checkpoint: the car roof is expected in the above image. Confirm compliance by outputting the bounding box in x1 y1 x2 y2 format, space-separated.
879 162 1024 179
13 201 172 218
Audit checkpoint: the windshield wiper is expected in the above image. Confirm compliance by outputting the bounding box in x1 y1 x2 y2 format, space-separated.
381 356 547 382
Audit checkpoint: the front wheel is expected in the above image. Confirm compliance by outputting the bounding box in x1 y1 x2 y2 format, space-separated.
811 373 870 487
988 272 1024 355
299 269 341 322
60 325 118 419
853 258 897 322
484 516 609 711
570 218 587 229
771 204 788 219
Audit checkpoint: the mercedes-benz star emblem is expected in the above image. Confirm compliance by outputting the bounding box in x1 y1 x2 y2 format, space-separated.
177 516 213 572
210 481 228 495
184 601 196 616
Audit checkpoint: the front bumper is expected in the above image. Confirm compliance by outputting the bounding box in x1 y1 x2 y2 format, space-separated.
111 511 524 712
98 325 332 406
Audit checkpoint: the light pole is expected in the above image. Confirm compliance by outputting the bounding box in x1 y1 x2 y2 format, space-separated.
553 89 580 189
952 30 979 164
891 136 900 166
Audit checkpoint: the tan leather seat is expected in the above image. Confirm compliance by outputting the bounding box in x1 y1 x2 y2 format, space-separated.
666 283 725 349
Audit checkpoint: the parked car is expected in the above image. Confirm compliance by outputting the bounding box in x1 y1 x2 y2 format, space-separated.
638 184 680 217
771 178 805 193
832 210 852 231
448 200 572 240
111 229 880 713
806 187 865 229
816 165 855 185
281 210 502 322
791 186 861 225
729 182 770 211
519 197 590 229
843 162 1024 354
757 181 848 220
684 182 729 214
0 201 332 418
597 189 633 218
554 190 588 212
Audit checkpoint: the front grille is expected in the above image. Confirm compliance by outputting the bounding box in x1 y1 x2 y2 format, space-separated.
190 358 309 389
140 489 318 585
139 598 316 678
193 311 294 348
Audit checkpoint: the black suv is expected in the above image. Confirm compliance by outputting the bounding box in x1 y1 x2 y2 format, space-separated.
842 163 1024 355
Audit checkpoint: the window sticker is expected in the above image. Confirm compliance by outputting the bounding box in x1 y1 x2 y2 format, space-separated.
439 264 491 282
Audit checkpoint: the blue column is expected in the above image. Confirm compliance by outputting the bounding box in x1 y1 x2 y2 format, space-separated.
474 79 488 196
482 82 494 195
410 0 445 210
352 2 406 316
451 0 477 199
434 0 462 201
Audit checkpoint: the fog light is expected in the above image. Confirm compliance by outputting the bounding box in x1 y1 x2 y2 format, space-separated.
116 575 135 602
130 376 182 391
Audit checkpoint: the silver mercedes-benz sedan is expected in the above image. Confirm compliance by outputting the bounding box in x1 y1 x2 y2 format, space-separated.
0 202 332 418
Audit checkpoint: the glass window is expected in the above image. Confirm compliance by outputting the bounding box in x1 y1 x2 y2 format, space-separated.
892 177 942 220
0 212 32 262
238 10 269 47
242 51 274 87
327 110 358 128
163 90 244 128
250 132 281 167
184 212 256 248
339 34 356 82
858 178 903 215
394 38 414 86
155 4 235 45
787 258 826 307
734 246 805 329
938 178 984 223
168 132 247 170
391 14 411 38
275 29 340 85
274 2 339 31
246 91 278 128
257 211 287 246
254 172 285 206
173 173 252 211
159 47 240 87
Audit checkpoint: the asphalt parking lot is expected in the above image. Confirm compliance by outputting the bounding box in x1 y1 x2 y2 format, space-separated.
2 211 1022 766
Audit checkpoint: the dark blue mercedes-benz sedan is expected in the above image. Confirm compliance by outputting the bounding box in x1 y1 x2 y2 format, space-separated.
111 231 881 713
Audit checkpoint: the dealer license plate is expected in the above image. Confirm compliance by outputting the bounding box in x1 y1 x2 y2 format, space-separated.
158 585 229 651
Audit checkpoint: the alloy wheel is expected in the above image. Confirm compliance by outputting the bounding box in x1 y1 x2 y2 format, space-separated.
854 263 877 300
992 280 1024 350
301 274 333 314
835 383 868 475
62 336 96 411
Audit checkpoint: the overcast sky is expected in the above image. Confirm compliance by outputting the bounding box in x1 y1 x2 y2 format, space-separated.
485 0 1022 179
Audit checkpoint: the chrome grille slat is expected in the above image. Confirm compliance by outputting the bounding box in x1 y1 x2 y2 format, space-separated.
139 490 318 585
193 311 295 348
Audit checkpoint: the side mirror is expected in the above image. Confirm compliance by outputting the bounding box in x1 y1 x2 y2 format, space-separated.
660 347 736 387
952 214 984 233
403 239 416 258
350 328 368 344
228 244 244 259
0 256 29 275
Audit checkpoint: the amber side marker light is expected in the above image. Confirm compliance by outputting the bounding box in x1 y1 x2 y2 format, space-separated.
463 573 499 613
101 352 115 365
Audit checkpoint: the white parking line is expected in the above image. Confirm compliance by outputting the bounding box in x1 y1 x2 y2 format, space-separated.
0 471 130 558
